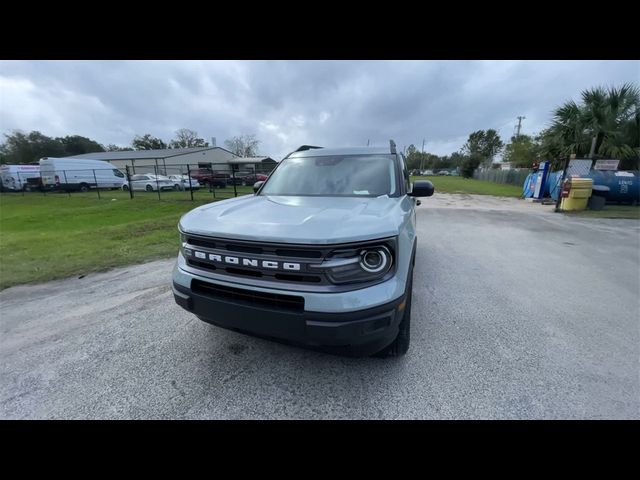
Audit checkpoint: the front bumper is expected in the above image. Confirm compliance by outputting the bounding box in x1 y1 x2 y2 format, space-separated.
172 278 405 357
174 251 408 312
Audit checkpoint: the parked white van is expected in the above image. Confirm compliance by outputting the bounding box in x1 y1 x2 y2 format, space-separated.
0 164 41 191
39 158 125 191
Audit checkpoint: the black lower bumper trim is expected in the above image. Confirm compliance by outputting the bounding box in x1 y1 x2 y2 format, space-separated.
172 281 403 356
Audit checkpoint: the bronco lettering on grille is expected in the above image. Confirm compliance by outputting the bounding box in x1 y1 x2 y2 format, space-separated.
197 251 301 271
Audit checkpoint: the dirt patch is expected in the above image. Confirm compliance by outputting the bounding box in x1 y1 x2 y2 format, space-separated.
423 193 556 214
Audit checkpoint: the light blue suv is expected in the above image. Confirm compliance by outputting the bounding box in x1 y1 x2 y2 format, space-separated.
172 142 434 357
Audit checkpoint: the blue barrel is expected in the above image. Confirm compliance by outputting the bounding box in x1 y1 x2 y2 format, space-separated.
546 170 639 204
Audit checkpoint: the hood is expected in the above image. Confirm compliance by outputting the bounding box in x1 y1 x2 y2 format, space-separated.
179 194 409 244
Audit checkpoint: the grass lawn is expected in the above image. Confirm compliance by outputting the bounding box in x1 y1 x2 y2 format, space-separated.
0 187 252 290
411 175 523 197
563 204 640 220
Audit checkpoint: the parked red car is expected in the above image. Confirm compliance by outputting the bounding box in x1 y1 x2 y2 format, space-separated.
241 173 268 186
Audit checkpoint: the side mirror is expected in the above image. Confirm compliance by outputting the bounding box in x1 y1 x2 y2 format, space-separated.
253 181 265 193
409 180 434 197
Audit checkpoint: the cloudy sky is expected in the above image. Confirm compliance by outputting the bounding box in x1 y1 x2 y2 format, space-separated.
1 60 638 159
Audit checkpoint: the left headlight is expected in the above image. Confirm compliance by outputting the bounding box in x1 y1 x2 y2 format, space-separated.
319 239 396 285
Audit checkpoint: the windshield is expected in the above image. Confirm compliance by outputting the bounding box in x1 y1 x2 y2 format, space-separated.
260 154 397 197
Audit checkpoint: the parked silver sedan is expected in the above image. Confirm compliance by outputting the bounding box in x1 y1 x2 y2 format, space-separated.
168 175 201 191
124 174 176 192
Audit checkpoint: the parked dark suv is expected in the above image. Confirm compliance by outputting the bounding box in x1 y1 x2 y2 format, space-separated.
190 169 228 188
226 171 253 186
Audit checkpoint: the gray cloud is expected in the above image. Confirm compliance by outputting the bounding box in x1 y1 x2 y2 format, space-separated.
1 60 638 159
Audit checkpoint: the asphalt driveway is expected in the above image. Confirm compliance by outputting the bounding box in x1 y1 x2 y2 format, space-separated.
1 194 638 419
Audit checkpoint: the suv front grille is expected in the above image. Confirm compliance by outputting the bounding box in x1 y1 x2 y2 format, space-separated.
186 258 324 284
274 248 322 258
188 238 217 249
191 279 304 311
181 234 395 290
183 234 334 285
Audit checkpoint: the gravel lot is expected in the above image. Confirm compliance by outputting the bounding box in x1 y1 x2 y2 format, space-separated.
1 194 638 419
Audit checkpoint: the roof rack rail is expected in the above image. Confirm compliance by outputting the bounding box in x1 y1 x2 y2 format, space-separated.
389 140 397 154
281 145 323 161
294 145 323 152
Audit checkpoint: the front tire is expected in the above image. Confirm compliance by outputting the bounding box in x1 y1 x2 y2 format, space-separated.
373 272 412 358
79 183 90 193
146 184 154 192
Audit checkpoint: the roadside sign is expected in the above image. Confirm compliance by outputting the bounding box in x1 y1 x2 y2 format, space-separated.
594 159 620 171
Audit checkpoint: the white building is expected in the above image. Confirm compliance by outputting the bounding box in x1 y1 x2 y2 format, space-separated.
63 147 276 175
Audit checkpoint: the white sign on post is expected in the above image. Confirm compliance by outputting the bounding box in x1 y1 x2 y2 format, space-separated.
594 159 620 171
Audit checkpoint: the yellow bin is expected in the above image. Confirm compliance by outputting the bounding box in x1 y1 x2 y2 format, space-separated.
560 178 593 211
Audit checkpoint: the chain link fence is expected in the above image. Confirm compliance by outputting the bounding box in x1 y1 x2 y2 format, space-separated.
473 168 531 186
1 162 276 202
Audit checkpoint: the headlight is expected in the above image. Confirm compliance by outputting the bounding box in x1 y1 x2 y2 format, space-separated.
179 230 188 246
320 240 395 285
360 246 390 273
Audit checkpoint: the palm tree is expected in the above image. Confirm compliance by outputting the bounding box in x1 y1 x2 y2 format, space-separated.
546 82 639 168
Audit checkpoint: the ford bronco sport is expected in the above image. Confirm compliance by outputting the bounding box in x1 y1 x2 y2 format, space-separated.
172 141 434 357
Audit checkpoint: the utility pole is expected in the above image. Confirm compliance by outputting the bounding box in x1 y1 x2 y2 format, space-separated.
367 139 370 147
420 138 426 172
588 136 597 158
588 135 598 168
516 116 526 139
554 154 573 213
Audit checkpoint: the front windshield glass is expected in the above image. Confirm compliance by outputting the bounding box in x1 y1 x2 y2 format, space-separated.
260 154 397 197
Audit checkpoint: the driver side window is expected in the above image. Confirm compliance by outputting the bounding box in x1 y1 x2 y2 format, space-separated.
401 154 410 193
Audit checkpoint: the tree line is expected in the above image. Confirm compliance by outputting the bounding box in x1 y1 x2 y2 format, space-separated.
404 128 503 177
405 82 639 177
0 129 261 164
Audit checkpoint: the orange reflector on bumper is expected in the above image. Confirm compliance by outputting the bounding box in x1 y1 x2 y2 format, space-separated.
397 298 406 312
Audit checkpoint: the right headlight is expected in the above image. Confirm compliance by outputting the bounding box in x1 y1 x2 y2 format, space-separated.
359 246 391 273
318 240 395 285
